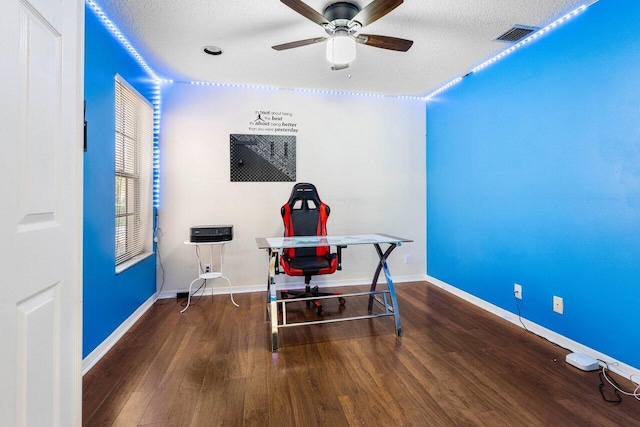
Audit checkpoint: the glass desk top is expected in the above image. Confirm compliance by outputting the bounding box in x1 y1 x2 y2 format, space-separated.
255 233 412 250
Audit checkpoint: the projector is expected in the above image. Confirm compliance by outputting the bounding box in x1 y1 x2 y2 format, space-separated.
190 225 233 243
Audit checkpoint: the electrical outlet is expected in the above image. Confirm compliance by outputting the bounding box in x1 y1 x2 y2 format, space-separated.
514 283 522 299
204 264 211 273
404 255 411 264
553 296 564 314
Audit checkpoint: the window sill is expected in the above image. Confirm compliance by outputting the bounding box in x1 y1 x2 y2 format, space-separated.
116 251 154 274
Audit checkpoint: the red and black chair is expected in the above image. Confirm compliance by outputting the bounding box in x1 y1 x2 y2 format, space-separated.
279 182 344 316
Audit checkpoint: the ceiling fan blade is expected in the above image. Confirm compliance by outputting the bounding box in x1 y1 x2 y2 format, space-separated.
356 34 413 51
350 0 403 27
281 0 329 26
272 37 328 51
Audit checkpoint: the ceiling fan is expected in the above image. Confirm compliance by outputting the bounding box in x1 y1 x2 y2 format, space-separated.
272 0 413 70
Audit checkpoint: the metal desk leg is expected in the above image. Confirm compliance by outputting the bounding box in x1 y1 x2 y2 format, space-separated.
268 249 279 351
381 249 402 336
367 244 396 311
265 250 272 322
368 243 402 336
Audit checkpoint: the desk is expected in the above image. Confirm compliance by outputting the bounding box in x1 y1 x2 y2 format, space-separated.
255 233 412 351
182 240 238 312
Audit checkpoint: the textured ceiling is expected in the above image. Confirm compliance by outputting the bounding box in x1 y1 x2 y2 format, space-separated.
94 0 596 97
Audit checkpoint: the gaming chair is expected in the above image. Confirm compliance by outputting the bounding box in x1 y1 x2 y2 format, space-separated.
279 182 344 316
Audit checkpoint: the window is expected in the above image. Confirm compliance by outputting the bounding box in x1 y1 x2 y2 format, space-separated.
115 75 153 269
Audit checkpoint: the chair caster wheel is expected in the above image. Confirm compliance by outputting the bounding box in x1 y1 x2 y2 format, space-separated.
338 297 346 306
314 301 324 317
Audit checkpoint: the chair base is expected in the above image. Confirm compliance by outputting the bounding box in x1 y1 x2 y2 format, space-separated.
280 285 345 317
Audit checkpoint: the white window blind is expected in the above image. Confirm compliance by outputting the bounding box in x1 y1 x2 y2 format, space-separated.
115 75 153 267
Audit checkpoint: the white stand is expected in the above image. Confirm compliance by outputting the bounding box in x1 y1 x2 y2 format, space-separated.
182 240 239 312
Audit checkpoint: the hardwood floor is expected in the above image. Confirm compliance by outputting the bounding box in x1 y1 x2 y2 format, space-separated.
83 282 640 426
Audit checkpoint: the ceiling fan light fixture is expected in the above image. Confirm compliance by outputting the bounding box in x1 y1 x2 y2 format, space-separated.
326 33 355 65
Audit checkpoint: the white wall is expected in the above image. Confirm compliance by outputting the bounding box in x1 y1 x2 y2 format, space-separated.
158 82 426 296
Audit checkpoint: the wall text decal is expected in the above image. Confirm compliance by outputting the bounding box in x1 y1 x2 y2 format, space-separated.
249 110 299 134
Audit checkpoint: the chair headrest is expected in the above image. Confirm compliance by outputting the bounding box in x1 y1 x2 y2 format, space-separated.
286 182 322 208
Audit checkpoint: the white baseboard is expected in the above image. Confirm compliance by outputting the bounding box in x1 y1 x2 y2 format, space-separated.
155 274 428 300
81 294 156 376
426 275 640 384
156 283 263 300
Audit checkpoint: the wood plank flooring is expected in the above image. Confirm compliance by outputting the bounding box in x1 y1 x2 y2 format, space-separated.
83 282 640 426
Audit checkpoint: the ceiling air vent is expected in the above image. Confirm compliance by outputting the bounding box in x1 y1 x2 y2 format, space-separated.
494 25 539 43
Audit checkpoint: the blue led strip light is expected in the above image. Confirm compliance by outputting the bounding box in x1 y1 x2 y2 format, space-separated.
152 86 162 208
188 80 428 101
424 77 463 100
86 0 165 207
85 0 160 81
87 1 595 120
425 3 593 100
150 86 161 208
470 4 589 74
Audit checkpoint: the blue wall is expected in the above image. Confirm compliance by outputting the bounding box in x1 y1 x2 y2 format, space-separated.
83 4 157 358
427 0 640 369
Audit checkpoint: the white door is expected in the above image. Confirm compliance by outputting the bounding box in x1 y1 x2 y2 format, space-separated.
0 0 83 425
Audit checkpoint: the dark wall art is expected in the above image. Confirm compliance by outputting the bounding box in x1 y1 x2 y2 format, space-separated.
230 134 296 182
